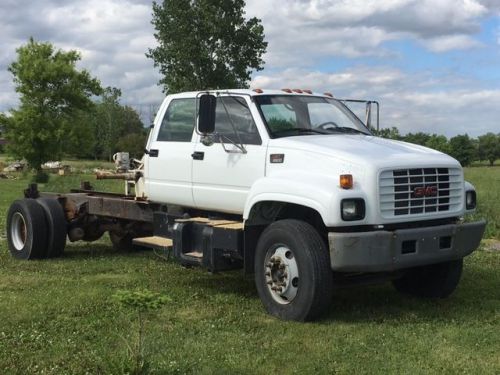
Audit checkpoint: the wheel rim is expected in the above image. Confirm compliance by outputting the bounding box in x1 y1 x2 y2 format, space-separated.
264 246 299 305
11 212 27 251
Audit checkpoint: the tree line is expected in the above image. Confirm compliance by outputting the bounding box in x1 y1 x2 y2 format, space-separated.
376 127 500 167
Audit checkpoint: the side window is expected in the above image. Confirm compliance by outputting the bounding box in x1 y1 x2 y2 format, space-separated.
215 97 261 145
157 98 196 142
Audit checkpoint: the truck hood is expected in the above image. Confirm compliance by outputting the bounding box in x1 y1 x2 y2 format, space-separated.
268 134 460 169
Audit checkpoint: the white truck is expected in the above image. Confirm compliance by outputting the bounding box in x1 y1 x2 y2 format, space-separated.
6 89 486 321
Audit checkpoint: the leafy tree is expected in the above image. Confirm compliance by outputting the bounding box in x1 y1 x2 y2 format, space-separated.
425 134 450 154
448 134 476 166
404 132 431 146
116 133 148 159
377 127 402 140
64 87 146 160
147 0 267 93
477 132 500 166
5 39 102 175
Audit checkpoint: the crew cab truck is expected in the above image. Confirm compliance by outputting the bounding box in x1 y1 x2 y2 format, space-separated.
5 89 486 321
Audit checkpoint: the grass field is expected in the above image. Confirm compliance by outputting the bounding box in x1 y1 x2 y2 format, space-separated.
0 166 499 374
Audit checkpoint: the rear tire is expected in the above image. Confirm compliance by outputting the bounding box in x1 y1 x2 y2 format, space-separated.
392 259 463 298
254 219 333 321
36 198 67 258
6 199 48 260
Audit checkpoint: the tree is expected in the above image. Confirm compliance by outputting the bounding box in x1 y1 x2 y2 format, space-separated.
147 0 267 93
425 134 450 154
5 39 102 174
377 127 402 140
116 133 148 159
404 132 431 147
477 133 500 166
448 134 476 167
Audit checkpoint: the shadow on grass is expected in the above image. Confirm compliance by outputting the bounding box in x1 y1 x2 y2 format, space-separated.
60 242 156 261
57 242 498 325
186 263 498 324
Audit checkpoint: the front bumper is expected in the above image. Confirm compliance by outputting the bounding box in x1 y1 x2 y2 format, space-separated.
328 220 486 272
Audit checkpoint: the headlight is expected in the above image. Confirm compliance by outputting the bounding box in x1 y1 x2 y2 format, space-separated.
465 190 476 210
341 199 365 221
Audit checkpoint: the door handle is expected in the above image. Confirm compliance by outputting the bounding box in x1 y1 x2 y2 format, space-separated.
147 149 159 157
191 151 204 160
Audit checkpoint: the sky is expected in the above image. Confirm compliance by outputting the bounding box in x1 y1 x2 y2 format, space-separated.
0 0 499 137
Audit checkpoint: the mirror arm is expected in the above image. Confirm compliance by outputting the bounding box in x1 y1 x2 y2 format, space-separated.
219 96 247 153
218 133 247 154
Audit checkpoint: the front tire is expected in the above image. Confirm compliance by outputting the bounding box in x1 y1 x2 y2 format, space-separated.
392 259 463 298
254 219 333 321
6 199 48 260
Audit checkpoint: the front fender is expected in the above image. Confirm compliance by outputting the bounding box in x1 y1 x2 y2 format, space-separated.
244 172 362 225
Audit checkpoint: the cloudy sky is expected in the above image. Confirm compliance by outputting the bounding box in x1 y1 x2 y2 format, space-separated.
0 0 499 136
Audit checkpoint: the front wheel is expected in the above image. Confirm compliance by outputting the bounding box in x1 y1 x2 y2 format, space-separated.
254 219 333 321
392 259 463 298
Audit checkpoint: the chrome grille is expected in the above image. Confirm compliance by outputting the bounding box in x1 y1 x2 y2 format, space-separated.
380 168 462 218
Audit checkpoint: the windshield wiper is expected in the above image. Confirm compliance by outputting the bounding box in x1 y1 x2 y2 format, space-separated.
273 128 327 137
332 127 369 135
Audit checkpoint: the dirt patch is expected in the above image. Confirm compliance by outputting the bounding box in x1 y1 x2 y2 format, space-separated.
483 239 500 252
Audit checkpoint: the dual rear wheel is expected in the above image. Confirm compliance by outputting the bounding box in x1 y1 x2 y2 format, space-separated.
6 198 67 260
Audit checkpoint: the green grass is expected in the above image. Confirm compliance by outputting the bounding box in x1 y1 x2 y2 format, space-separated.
464 166 500 239
0 168 499 374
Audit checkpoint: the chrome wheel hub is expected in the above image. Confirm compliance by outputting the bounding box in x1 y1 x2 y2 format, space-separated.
265 246 299 304
11 212 27 251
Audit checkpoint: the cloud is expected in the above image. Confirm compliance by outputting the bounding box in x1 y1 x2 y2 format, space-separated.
251 66 500 137
0 0 162 116
421 35 483 52
246 0 491 68
0 0 498 136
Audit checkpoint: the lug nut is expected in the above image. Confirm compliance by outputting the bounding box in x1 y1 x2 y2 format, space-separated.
266 262 273 268
267 280 272 285
279 264 286 270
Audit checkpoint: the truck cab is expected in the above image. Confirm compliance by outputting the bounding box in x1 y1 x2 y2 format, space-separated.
141 89 485 319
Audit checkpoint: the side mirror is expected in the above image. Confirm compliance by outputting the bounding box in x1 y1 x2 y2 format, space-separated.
198 94 217 134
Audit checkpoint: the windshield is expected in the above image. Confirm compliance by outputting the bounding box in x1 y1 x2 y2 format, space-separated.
255 95 372 138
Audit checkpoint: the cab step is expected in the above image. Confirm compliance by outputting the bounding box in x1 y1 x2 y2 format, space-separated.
132 236 173 250
172 216 244 272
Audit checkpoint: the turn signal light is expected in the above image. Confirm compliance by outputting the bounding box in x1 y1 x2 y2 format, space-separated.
340 174 353 189
253 88 264 93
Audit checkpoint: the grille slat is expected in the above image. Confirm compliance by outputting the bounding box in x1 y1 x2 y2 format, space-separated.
379 167 463 218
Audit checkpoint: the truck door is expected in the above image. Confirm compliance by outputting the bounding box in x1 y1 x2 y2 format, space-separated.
146 97 196 206
192 96 266 214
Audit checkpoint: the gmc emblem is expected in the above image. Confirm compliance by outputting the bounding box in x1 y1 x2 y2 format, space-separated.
413 186 438 198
